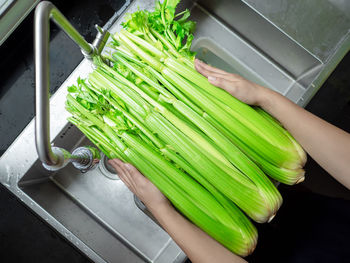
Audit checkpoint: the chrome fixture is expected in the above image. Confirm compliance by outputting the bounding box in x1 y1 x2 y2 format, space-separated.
0 0 343 261
34 1 109 171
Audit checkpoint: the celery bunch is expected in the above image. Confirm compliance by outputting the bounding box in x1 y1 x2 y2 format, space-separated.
66 77 258 256
65 0 306 256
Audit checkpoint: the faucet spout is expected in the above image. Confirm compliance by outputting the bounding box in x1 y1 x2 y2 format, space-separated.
34 1 107 170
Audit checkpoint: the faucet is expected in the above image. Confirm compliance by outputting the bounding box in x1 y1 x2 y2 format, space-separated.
34 1 109 171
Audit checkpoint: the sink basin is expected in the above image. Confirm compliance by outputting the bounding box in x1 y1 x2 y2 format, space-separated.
1 0 348 262
19 125 184 263
0 1 187 262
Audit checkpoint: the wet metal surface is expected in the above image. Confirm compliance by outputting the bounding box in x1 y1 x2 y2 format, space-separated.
1 0 349 262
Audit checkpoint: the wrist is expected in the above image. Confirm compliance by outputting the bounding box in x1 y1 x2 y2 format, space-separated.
256 85 279 111
151 204 179 228
147 201 173 216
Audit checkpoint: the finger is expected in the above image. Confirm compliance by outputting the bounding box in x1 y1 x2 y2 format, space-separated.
109 160 133 189
113 159 134 176
196 65 242 84
195 60 243 83
114 169 132 189
108 159 126 175
124 163 150 192
124 163 147 184
108 160 127 181
195 61 227 78
120 163 139 191
120 174 132 189
116 162 136 190
195 59 229 75
207 76 238 96
119 171 133 190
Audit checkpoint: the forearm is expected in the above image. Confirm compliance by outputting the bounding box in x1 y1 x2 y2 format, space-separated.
149 204 246 263
259 88 350 188
109 160 244 261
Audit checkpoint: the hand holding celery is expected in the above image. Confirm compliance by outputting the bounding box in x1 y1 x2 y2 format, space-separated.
65 0 307 256
108 159 248 263
108 159 170 212
194 59 268 106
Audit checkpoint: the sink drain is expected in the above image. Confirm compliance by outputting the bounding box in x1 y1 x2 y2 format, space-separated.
98 153 119 180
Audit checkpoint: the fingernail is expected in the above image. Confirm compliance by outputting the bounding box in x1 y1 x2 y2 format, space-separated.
208 76 216 82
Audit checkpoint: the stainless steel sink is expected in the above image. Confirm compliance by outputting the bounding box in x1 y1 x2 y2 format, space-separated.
1 0 349 262
189 0 349 106
0 1 187 262
19 125 184 263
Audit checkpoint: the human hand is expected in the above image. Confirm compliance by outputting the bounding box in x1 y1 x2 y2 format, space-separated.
194 59 271 106
108 159 170 212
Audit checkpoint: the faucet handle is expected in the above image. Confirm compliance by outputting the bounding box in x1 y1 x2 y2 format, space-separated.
95 24 104 34
92 24 110 55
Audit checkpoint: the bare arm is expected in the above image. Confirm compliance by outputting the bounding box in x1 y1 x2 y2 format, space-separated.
195 59 350 189
260 89 350 188
108 60 349 263
151 202 246 263
109 159 246 263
